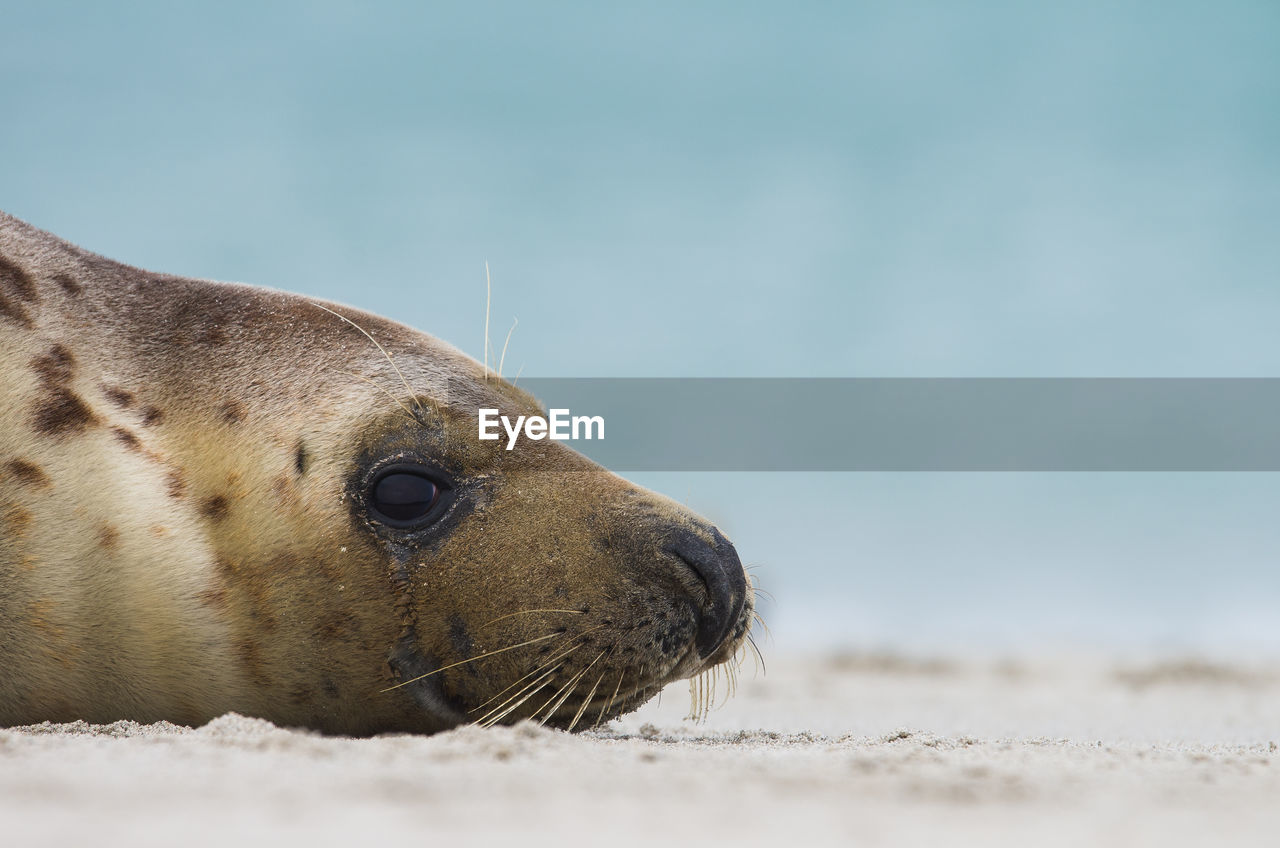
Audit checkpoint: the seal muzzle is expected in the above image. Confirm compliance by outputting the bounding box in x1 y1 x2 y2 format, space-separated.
668 525 748 660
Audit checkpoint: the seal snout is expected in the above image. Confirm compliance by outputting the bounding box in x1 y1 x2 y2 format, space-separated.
667 525 748 660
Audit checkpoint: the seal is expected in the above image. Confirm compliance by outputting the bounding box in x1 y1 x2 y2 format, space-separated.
0 211 755 735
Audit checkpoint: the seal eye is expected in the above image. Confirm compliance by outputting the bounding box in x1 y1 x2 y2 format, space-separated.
370 470 445 526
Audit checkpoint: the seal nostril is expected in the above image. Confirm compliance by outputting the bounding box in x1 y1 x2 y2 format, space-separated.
667 525 748 660
670 547 711 595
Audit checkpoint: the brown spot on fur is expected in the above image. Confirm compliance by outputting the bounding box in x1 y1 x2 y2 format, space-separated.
0 292 33 327
150 524 169 538
200 494 230 520
103 385 134 407
170 294 234 349
220 400 246 424
32 387 99 435
166 469 186 499
112 427 142 451
27 348 106 435
52 273 82 296
0 256 37 326
1 501 33 538
31 345 75 386
271 474 300 506
97 523 120 550
140 406 164 426
198 586 226 608
0 255 37 300
294 441 309 475
5 459 50 488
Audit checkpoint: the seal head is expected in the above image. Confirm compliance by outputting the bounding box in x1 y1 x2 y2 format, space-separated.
0 211 754 734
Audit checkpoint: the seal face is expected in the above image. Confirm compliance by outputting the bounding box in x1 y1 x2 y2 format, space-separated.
0 211 755 734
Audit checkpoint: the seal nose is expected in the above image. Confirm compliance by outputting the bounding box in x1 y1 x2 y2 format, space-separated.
669 526 748 659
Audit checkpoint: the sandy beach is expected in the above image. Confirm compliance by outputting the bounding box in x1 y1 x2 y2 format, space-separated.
4 652 1278 847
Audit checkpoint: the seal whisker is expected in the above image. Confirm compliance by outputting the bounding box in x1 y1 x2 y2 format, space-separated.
380 631 562 692
707 669 716 717
569 659 612 733
331 368 420 424
746 571 775 602
478 608 586 629
750 612 774 643
686 671 701 722
593 669 627 729
478 682 556 728
562 650 609 732
466 627 605 723
471 656 572 722
467 624 605 712
746 633 766 676
497 316 517 381
534 660 595 727
475 668 562 725
537 667 591 725
310 302 426 422
474 665 563 727
628 679 663 719
482 261 493 381
467 634 592 713
474 636 598 728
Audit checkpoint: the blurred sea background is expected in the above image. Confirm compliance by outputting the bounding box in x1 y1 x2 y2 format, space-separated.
3 1 1278 656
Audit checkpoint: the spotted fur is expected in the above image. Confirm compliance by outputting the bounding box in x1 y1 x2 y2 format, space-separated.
0 210 754 734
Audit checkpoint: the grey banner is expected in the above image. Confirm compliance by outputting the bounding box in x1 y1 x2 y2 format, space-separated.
461 378 1280 471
